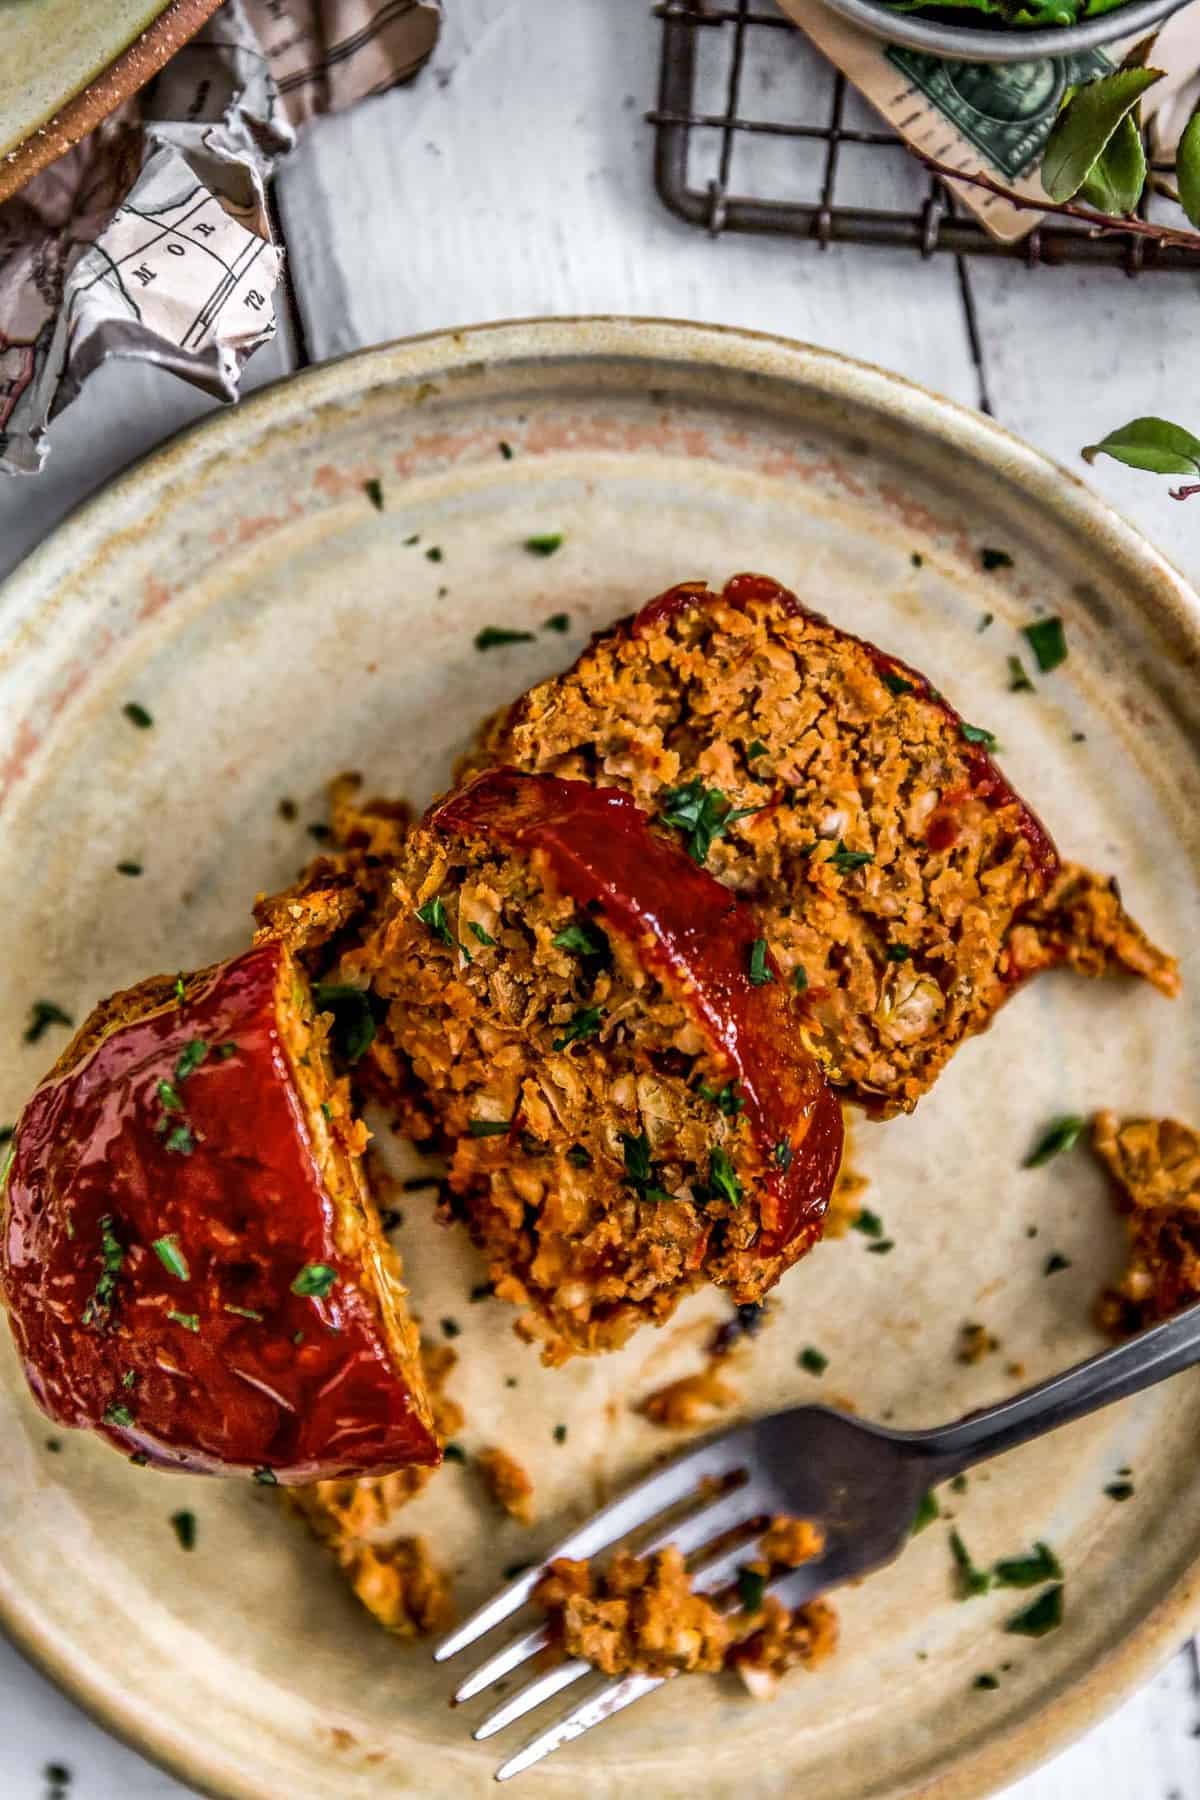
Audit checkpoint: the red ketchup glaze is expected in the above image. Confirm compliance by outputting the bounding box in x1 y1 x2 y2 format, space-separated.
634 573 1060 888
0 941 438 1481
430 770 844 1258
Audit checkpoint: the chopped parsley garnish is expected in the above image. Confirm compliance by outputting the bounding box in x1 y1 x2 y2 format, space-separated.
792 966 808 992
83 1215 125 1325
960 722 998 750
469 1118 512 1138
252 1467 278 1486
0 1140 12 1190
1105 1480 1135 1502
311 983 379 1065
799 1346 828 1377
164 1124 195 1156
499 441 514 460
123 701 154 729
443 1443 466 1464
170 1510 197 1551
620 1131 671 1203
911 552 924 568
773 1138 793 1170
415 896 454 947
659 778 762 866
882 670 915 696
174 974 186 1003
153 1236 190 1280
218 1041 237 1058
553 1007 603 1050
552 921 608 958
1007 655 1035 693
543 611 570 632
911 1490 940 1535
103 1402 134 1428
828 842 874 873
470 1281 494 1302
364 477 384 511
469 921 497 946
566 1144 592 1167
1004 1584 1063 1637
950 1474 968 1494
425 545 443 563
974 1673 1000 1691
320 1102 333 1121
708 1146 743 1209
747 938 773 985
122 1369 136 1389
980 547 1013 571
403 532 420 546
0 1125 12 1145
23 999 73 1043
1043 1252 1072 1275
886 944 911 962
1022 616 1068 674
157 1079 184 1113
525 533 564 557
747 740 768 759
116 860 143 876
736 1567 766 1612
978 611 994 632
292 1262 338 1299
174 1039 208 1082
168 1311 200 1333
868 1240 895 1255
224 1305 263 1322
852 1208 885 1239
993 1542 1062 1589
950 1529 991 1599
553 1423 568 1444
441 1317 462 1339
1023 1116 1085 1168
698 1081 743 1116
475 625 535 650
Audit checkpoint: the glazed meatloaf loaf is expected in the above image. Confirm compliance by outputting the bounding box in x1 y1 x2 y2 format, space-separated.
463 573 1178 1116
0 940 438 1481
272 768 843 1362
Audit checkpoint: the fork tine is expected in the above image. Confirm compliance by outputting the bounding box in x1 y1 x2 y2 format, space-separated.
435 1425 753 1661
473 1657 592 1740
457 1477 767 1710
494 1672 666 1782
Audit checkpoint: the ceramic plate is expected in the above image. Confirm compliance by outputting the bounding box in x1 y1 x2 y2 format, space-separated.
0 319 1198 1800
0 0 222 202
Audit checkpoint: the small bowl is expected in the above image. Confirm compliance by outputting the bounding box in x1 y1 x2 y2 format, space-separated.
791 0 1187 63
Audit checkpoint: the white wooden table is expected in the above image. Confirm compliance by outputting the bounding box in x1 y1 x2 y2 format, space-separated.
1 1 1199 1793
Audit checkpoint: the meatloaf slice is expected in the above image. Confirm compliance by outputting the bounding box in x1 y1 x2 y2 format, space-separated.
335 768 843 1361
0 940 438 1481
464 573 1176 1115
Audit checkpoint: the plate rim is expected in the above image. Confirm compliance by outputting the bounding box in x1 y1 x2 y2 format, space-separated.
0 0 224 204
2 313 1199 1800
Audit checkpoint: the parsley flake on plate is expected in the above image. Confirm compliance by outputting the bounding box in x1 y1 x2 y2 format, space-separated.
1004 1584 1063 1638
475 625 535 651
950 1528 991 1599
1024 1116 1085 1168
960 722 998 750
980 547 1013 571
1022 617 1068 674
363 477 384 511
799 1345 829 1377
525 533 564 556
993 1542 1062 1588
911 1489 940 1535
170 1509 197 1551
24 999 73 1044
123 701 153 729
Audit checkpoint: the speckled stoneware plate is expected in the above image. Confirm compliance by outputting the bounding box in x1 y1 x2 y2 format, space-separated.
0 318 1198 1800
0 0 223 203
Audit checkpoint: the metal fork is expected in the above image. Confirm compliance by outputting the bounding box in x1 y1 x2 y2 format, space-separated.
435 1299 1200 1780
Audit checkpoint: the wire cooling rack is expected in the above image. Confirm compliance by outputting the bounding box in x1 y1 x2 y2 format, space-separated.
649 0 1200 271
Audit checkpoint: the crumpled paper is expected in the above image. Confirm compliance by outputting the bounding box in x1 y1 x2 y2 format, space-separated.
0 0 440 476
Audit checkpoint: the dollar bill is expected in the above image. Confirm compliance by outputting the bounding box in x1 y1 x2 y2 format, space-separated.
778 0 1157 242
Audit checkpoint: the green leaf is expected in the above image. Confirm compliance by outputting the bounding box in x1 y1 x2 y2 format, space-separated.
153 1235 190 1281
524 533 564 557
1024 1115 1086 1167
799 1345 828 1377
552 1006 603 1051
708 1146 743 1209
1077 111 1146 216
747 938 774 986
1177 106 1200 229
1083 415 1200 477
475 626 535 650
312 983 380 1065
852 1207 885 1239
1021 617 1068 674
993 1541 1062 1588
736 1566 766 1612
949 1528 991 1599
659 778 762 866
911 1489 940 1535
1041 68 1162 204
1004 1583 1064 1637
291 1261 338 1299
552 921 608 958
468 1118 511 1137
960 722 997 750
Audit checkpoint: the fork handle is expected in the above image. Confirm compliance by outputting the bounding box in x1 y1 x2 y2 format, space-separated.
910 1298 1200 1481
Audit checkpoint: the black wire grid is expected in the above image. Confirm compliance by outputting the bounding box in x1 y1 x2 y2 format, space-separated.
650 0 1200 271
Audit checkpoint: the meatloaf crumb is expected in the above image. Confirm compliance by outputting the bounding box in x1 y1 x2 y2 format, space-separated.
1093 1111 1200 1333
336 1535 453 1638
477 1447 536 1524
637 1359 740 1429
532 1518 831 1694
1009 864 1180 997
464 573 1175 1116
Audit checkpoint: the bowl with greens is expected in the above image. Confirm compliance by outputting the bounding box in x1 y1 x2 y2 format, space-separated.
782 0 1185 64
